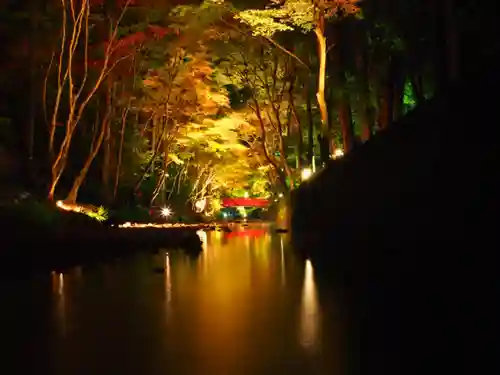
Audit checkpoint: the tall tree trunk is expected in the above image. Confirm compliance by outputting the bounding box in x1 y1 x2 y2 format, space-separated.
101 122 111 202
356 31 375 142
326 78 338 153
27 1 37 164
330 25 355 152
66 84 113 203
113 104 130 202
313 12 330 161
134 117 168 194
338 96 355 152
358 73 374 142
360 105 375 142
305 81 314 167
377 59 395 131
66 118 109 203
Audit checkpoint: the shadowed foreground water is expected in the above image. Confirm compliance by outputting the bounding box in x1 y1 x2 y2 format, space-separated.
1 223 344 375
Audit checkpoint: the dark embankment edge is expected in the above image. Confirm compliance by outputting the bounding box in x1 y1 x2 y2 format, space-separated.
291 54 499 374
1 226 202 275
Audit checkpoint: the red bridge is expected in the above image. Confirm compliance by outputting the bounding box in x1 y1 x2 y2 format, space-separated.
221 198 271 208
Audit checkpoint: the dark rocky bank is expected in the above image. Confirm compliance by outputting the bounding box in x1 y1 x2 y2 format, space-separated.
0 203 203 275
291 51 499 375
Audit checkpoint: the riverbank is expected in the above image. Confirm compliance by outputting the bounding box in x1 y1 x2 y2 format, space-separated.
1 225 203 274
0 201 204 275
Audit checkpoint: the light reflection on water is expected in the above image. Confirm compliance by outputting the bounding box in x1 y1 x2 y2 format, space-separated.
51 271 67 336
299 260 320 352
1 223 338 375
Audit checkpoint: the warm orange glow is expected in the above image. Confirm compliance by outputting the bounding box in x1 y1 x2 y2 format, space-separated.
280 236 286 286
51 271 67 335
118 222 225 229
196 230 208 252
299 260 320 352
333 148 344 158
301 168 313 181
56 200 83 213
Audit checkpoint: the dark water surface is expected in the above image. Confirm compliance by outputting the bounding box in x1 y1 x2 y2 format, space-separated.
1 223 344 375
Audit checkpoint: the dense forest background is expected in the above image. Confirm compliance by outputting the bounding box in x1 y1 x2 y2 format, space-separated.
0 0 497 216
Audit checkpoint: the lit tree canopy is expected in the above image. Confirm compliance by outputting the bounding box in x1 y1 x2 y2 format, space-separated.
236 0 360 37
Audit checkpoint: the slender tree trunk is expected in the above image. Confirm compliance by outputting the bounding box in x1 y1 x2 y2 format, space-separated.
329 25 355 151
305 82 314 167
66 118 109 203
326 77 338 153
313 12 330 160
113 104 130 201
66 84 113 203
377 61 396 131
338 97 355 151
357 36 374 142
360 106 375 142
47 0 131 200
290 100 303 169
134 117 169 193
27 1 37 164
101 122 111 202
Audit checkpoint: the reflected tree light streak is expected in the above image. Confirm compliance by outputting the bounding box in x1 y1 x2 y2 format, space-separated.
196 230 208 252
51 272 67 336
58 273 64 296
197 230 209 274
299 260 320 352
280 236 286 286
165 253 172 305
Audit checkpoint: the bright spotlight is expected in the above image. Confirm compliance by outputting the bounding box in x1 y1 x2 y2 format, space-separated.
194 198 206 213
333 149 344 158
301 168 313 181
161 206 173 219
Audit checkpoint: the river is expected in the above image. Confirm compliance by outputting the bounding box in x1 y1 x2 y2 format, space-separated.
1 223 345 375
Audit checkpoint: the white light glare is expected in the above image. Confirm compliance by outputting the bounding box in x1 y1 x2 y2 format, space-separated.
161 206 173 218
333 149 344 158
301 168 313 181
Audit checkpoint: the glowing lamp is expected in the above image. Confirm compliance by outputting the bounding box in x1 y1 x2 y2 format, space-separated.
161 206 173 219
194 198 206 213
333 149 344 158
301 168 313 181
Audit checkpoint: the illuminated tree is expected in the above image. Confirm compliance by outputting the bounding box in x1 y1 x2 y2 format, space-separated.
45 0 133 201
237 0 360 159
